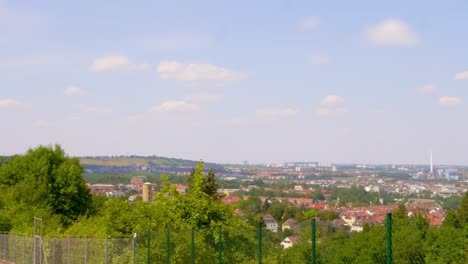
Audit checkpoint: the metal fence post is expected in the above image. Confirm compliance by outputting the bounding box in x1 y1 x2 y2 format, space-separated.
84 235 88 264
105 234 108 264
191 228 195 264
22 235 25 264
3 233 7 261
311 219 316 264
39 218 43 264
258 223 262 264
218 226 222 264
133 233 137 264
386 213 392 264
12 234 16 262
146 231 150 264
33 218 36 264
67 235 70 264
52 238 55 264
166 229 170 264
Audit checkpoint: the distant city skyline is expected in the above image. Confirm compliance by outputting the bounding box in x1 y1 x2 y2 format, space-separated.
1 1 467 165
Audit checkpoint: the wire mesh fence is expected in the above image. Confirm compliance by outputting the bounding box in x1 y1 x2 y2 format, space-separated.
0 215 395 264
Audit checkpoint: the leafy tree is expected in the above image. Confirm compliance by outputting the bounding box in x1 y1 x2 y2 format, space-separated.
188 165 219 200
203 169 219 199
442 209 461 229
318 210 338 221
0 145 93 231
311 190 325 201
458 191 468 224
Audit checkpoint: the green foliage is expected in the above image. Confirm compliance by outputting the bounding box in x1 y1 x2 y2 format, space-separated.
203 169 219 199
188 163 220 199
440 195 463 210
1 146 467 263
329 186 379 206
0 145 93 232
459 192 468 224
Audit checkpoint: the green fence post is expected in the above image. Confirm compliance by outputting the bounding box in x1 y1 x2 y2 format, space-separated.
147 231 150 264
258 223 262 264
386 213 392 264
132 233 136 264
311 219 316 264
191 228 195 264
166 229 170 264
218 226 222 264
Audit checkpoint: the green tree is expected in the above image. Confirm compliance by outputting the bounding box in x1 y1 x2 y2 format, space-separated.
442 209 461 229
188 165 219 199
203 169 219 199
458 192 468 224
0 145 93 231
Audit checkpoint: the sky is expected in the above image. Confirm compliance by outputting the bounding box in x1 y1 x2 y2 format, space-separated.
0 0 467 165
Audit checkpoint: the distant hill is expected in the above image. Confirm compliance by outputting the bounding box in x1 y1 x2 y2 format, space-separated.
79 156 225 170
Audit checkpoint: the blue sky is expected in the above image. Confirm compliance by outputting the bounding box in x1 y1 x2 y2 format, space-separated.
1 0 467 165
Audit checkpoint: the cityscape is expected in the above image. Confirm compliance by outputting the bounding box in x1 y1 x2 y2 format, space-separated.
1 0 468 263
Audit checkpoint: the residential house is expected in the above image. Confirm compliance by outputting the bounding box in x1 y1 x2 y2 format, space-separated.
280 236 300 249
282 218 300 233
263 214 279 233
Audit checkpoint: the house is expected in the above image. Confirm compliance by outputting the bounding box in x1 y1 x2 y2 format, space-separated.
130 176 148 191
280 236 300 249
222 196 241 204
350 218 365 232
175 184 188 194
282 218 300 233
263 214 279 233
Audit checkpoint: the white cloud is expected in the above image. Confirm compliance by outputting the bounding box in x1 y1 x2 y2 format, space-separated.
322 95 345 105
303 17 320 30
0 98 20 107
318 95 348 117
186 93 224 102
80 105 112 113
310 55 331 65
157 61 247 82
366 19 419 46
439 96 463 106
151 100 200 113
33 120 49 128
64 86 87 96
454 71 468 80
256 108 297 120
91 55 150 72
317 107 349 117
418 84 434 94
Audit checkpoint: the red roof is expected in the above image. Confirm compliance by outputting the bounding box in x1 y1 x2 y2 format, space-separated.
222 196 241 204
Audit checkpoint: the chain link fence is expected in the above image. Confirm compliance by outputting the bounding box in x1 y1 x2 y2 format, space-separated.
0 234 133 264
0 214 395 264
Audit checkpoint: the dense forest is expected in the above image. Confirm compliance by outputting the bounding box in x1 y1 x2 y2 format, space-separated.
0 145 467 263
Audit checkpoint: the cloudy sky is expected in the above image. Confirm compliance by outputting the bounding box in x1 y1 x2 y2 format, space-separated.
1 0 467 165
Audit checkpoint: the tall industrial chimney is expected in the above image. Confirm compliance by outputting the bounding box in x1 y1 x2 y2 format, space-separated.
430 150 433 173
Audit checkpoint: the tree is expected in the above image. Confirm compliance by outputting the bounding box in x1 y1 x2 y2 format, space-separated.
203 169 219 199
442 209 461 229
188 164 219 200
458 191 468 224
0 145 93 230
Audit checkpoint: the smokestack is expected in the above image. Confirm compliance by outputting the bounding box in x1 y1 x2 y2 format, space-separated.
142 182 152 203
430 150 433 173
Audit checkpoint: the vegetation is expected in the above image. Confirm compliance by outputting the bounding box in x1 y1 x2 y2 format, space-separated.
0 145 467 263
